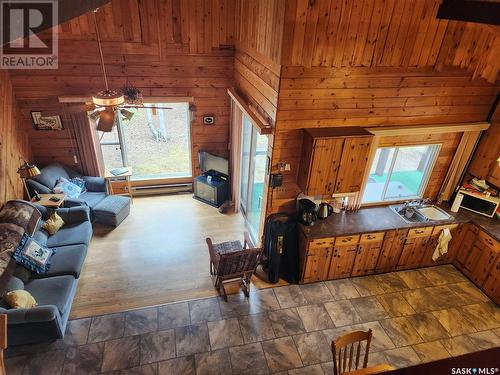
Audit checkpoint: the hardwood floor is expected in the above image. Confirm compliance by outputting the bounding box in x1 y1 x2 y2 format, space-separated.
71 194 284 319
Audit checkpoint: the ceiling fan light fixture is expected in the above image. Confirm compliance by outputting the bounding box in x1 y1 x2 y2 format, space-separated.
92 90 125 107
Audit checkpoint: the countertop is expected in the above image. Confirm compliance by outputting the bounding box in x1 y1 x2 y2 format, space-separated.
300 204 499 241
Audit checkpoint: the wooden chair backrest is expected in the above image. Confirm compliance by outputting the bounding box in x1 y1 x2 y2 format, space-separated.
217 247 262 277
332 329 373 375
0 314 7 375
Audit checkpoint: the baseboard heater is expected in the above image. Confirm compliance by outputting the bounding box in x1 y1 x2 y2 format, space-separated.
132 183 193 196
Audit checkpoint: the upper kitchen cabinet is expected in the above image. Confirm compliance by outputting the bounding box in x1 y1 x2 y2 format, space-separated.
297 127 373 196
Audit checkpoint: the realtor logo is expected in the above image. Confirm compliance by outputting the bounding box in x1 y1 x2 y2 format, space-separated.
0 0 58 69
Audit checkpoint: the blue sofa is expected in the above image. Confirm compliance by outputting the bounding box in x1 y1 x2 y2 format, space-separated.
0 204 92 346
26 163 108 209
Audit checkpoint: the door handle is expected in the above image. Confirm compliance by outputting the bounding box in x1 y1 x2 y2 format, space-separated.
258 196 262 209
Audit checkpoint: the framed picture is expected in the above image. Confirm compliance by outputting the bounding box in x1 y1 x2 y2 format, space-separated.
31 111 64 130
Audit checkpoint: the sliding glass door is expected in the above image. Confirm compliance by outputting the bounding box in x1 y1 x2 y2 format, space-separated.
239 115 268 240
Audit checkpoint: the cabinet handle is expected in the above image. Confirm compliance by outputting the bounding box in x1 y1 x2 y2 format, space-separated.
415 230 424 234
342 237 352 243
367 235 376 239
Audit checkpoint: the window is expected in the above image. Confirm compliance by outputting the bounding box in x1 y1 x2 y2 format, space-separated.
98 102 192 181
362 144 440 203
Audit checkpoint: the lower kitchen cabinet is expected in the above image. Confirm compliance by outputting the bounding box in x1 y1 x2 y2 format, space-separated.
302 245 332 283
397 227 433 270
376 229 407 273
467 231 500 287
454 224 479 267
483 256 500 304
328 244 358 279
352 233 384 276
420 224 459 267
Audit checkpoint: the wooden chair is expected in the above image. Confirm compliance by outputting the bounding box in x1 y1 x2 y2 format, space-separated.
0 314 6 375
206 232 263 301
332 329 373 375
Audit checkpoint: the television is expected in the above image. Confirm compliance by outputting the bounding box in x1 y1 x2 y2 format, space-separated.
198 151 228 176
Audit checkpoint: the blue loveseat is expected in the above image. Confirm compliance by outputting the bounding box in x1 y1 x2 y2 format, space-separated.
0 203 92 346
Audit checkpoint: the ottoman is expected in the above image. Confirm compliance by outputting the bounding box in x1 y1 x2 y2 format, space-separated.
93 195 131 227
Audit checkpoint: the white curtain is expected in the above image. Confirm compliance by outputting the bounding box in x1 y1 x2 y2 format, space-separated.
229 101 243 212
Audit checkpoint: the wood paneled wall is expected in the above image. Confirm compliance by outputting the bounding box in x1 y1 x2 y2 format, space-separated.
0 71 31 205
266 0 500 214
234 0 284 124
467 103 500 186
281 0 500 83
9 0 236 177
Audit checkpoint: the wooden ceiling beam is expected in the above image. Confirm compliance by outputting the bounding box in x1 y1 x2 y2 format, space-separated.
437 0 500 26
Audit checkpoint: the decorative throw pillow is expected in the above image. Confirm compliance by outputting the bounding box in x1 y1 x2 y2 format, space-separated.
4 290 37 309
69 177 87 193
53 177 82 199
42 212 65 235
13 234 55 274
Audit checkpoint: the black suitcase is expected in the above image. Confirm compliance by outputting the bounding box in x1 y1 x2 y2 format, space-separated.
262 213 299 284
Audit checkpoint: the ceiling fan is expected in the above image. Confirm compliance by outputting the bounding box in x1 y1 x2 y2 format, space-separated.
66 9 172 132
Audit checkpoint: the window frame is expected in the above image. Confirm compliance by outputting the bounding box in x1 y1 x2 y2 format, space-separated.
361 143 441 204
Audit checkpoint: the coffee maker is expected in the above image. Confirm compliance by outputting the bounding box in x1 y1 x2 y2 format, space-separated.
297 198 317 226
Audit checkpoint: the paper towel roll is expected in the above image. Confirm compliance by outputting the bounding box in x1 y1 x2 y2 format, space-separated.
451 192 463 212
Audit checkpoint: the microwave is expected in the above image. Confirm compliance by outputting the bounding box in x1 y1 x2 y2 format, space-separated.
458 189 500 218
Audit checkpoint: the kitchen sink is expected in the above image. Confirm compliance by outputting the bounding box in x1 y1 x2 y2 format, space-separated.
390 204 453 224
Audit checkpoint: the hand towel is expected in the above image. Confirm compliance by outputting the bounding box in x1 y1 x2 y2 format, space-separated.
432 228 452 262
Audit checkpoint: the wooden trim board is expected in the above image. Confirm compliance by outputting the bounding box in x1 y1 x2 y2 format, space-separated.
366 122 490 136
227 88 272 134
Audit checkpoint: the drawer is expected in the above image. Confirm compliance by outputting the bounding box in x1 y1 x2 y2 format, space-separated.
478 230 500 252
109 181 129 194
359 232 385 243
309 238 334 249
432 224 458 235
335 235 360 246
407 227 433 238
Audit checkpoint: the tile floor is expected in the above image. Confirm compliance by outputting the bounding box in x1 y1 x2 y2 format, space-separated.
6 265 500 374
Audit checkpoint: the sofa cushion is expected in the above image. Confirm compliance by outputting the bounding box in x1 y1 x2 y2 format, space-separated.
35 244 87 279
46 221 92 248
24 275 76 316
30 164 70 190
78 192 107 208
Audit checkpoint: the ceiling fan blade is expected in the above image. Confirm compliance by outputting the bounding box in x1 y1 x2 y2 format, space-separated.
96 108 116 132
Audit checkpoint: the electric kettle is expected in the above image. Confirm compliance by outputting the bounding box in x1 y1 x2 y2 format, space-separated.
317 203 334 219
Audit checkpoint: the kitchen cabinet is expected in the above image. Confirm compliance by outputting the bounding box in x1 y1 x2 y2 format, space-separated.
328 235 359 280
352 233 384 276
297 127 373 196
420 224 459 267
299 236 334 284
454 224 479 267
397 227 433 270
376 229 408 273
468 231 500 286
483 256 500 304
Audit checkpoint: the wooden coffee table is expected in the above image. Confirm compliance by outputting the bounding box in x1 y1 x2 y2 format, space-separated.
32 194 65 208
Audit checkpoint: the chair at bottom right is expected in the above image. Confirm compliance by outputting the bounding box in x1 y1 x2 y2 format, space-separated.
332 329 373 375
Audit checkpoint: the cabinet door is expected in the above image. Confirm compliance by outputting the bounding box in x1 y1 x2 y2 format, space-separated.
470 244 497 287
488 163 500 187
328 244 357 279
463 244 483 276
376 229 407 272
303 247 332 283
397 237 429 270
421 225 459 267
455 224 479 267
305 138 344 196
334 136 373 193
352 241 383 276
483 256 500 305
